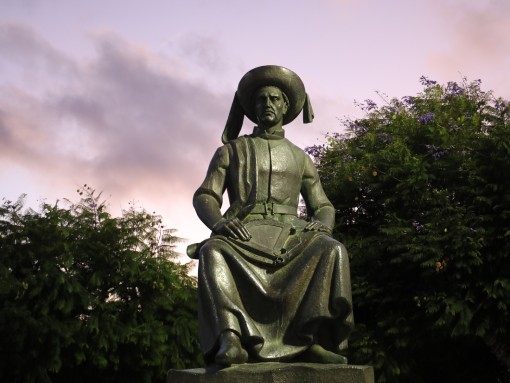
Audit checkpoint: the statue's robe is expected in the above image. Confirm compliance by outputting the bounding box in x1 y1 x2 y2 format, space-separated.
193 132 353 363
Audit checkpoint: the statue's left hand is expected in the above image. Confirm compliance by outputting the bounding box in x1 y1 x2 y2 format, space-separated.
304 221 332 234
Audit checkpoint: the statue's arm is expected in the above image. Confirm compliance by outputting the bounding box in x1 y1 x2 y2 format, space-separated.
193 146 251 241
301 155 335 231
193 193 224 232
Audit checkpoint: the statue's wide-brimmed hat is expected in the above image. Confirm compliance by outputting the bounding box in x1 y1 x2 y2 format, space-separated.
237 65 307 125
222 65 314 143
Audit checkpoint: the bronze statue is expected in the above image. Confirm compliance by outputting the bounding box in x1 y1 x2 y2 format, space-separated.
188 66 353 367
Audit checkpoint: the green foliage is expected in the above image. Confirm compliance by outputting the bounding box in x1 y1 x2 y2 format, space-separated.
0 186 202 383
311 78 510 382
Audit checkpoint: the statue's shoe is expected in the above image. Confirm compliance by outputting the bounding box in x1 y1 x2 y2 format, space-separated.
215 331 249 366
298 344 348 364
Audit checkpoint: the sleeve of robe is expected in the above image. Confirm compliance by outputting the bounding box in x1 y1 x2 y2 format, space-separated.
300 154 335 228
193 145 230 208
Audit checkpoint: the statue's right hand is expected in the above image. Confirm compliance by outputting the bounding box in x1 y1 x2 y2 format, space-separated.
212 218 252 241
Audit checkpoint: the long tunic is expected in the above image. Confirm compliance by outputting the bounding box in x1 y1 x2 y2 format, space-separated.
194 131 353 362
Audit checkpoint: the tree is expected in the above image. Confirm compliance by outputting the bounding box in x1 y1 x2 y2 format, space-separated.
309 78 510 382
0 186 202 383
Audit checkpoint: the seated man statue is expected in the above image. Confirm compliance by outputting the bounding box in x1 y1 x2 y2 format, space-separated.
187 65 353 367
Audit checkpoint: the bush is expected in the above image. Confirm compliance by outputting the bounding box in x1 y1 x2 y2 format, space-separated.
310 78 510 382
0 186 202 383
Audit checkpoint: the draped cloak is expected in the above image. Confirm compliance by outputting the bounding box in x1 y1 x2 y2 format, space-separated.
193 133 353 363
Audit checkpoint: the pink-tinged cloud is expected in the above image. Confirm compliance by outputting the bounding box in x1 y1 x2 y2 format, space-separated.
426 0 510 95
0 22 77 78
0 23 233 249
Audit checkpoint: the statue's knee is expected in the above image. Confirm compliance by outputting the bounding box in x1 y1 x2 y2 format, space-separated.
198 238 227 264
335 241 349 258
318 238 349 266
335 242 350 268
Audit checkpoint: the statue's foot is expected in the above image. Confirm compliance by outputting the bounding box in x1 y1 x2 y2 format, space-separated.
299 344 348 364
215 331 248 366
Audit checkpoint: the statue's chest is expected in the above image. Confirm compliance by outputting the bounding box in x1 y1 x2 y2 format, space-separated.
253 139 302 198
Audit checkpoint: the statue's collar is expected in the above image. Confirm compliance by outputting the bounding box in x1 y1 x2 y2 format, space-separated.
252 126 285 140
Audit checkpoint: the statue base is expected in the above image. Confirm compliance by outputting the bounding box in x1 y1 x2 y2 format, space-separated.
167 362 374 383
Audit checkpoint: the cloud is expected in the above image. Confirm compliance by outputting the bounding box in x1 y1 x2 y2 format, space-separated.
447 1 510 61
426 0 510 95
0 22 77 82
0 22 232 244
171 33 225 73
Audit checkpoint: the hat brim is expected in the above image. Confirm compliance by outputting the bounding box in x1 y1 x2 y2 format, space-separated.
237 65 306 125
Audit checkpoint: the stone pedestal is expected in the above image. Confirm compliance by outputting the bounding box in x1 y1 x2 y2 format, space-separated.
167 363 374 383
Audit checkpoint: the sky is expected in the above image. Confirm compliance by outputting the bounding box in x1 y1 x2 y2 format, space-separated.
1 0 510 270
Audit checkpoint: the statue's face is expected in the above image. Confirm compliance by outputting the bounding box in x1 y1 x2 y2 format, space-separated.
253 86 288 128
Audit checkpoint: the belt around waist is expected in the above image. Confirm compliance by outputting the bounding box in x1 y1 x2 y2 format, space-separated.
249 202 297 216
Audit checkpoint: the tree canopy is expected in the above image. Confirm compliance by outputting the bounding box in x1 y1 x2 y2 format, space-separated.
309 77 510 382
0 186 202 383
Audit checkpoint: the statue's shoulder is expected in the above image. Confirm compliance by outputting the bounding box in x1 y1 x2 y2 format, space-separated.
215 136 249 154
213 136 253 164
283 137 304 151
223 135 255 152
283 138 307 161
210 143 234 168
230 135 252 144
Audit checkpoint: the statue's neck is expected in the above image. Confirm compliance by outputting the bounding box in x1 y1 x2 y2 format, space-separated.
252 126 285 139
